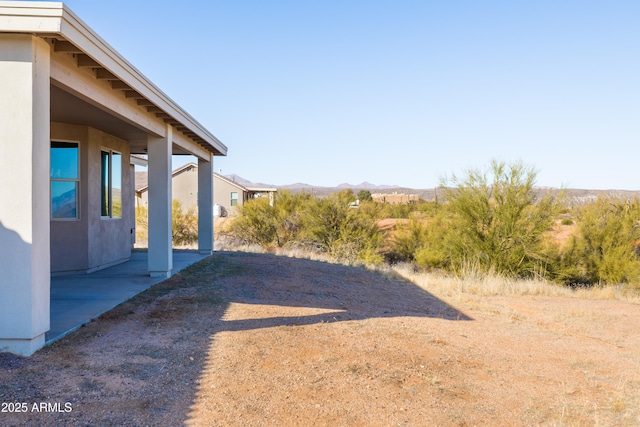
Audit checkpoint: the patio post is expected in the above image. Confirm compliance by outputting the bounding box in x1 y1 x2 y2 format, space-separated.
0 35 51 355
198 154 214 254
147 124 173 277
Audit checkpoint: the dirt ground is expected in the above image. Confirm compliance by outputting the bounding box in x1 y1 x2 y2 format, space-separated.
1 251 639 426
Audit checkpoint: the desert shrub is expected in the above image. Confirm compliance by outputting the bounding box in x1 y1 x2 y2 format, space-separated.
228 197 278 247
379 202 414 219
135 205 149 244
560 218 574 226
390 218 428 263
387 206 451 269
557 196 640 285
271 191 312 246
302 195 349 252
441 160 563 278
357 189 373 202
356 199 385 221
301 191 383 264
172 200 198 246
134 203 198 247
377 199 437 219
227 191 311 249
415 200 439 217
413 213 451 270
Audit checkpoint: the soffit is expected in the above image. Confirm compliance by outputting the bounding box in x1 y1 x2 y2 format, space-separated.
0 1 227 157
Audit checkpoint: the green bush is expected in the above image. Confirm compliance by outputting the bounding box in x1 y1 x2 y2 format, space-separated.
227 189 383 264
388 206 451 270
558 196 640 285
134 202 199 247
135 205 148 244
302 191 383 264
379 202 414 219
357 189 373 202
227 197 277 247
441 160 563 278
227 191 311 249
172 200 198 246
413 213 451 270
390 218 428 263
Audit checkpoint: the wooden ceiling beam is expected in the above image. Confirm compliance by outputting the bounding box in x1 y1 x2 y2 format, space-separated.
77 54 100 68
95 68 118 80
124 90 145 99
111 80 130 90
54 41 82 53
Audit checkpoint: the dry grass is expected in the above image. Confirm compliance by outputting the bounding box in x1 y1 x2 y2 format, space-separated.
390 263 640 305
217 235 640 305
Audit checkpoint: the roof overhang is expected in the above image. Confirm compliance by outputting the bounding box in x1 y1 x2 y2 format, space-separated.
0 1 227 157
246 187 278 193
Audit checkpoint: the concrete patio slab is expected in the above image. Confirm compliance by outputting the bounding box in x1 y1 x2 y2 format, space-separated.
47 250 210 345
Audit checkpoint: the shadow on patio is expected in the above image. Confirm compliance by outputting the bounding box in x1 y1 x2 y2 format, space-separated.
47 250 210 343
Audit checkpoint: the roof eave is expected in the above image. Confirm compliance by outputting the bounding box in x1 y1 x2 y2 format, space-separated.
0 1 227 156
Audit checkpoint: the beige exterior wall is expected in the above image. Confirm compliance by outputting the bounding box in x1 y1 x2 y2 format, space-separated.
137 164 198 211
213 176 246 216
50 123 132 274
372 193 419 204
171 165 198 210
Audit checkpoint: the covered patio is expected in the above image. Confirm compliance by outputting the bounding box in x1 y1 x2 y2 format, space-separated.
0 2 227 355
47 251 209 344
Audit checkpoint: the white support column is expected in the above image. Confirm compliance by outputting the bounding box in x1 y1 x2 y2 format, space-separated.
198 154 214 254
0 35 51 355
147 124 173 277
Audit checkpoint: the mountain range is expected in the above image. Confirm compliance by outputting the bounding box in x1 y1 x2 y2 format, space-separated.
225 174 442 200
224 174 640 203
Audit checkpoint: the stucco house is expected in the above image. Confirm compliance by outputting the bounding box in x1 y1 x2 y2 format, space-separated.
0 2 227 355
135 162 200 212
372 192 419 204
213 172 277 216
135 163 277 217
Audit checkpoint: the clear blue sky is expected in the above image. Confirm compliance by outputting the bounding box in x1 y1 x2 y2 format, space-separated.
51 1 640 189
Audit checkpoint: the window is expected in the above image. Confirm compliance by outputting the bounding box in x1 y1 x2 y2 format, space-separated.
101 150 122 218
230 192 238 206
50 141 79 219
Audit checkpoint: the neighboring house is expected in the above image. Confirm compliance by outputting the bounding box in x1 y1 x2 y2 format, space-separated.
0 2 227 355
214 173 277 216
135 164 277 217
136 162 200 211
372 192 419 204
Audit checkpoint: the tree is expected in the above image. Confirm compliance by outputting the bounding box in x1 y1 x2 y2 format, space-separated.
227 191 310 248
442 160 562 278
302 191 382 264
560 196 640 285
357 189 372 202
172 200 198 246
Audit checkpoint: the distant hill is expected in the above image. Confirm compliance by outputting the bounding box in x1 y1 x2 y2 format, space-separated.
140 170 640 204
336 182 401 190
228 174 640 202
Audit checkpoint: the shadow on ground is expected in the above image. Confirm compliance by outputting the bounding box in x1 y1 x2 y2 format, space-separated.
0 251 470 426
214 251 471 332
